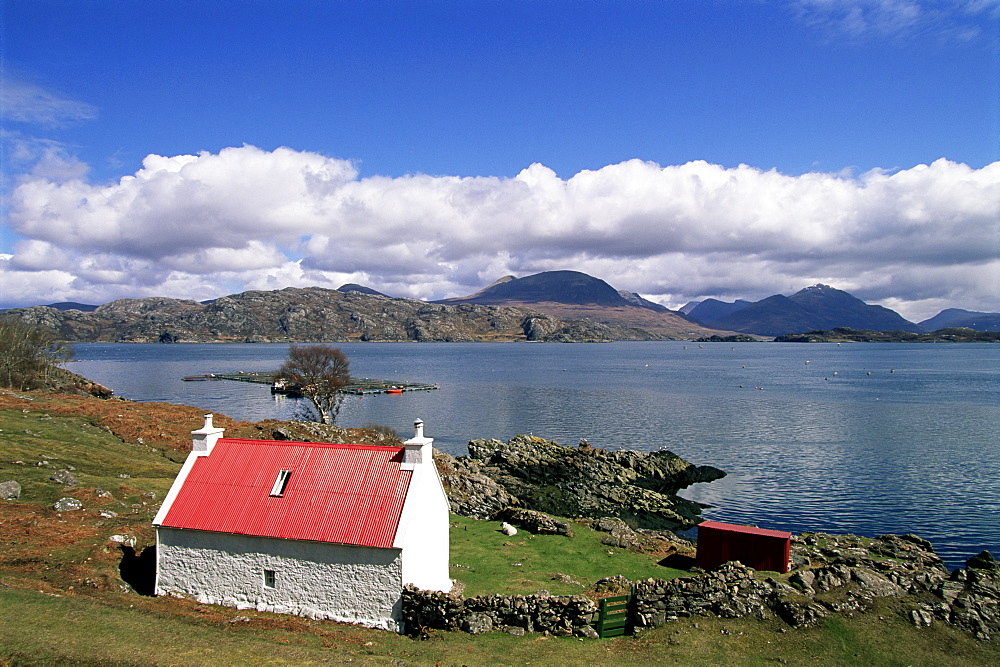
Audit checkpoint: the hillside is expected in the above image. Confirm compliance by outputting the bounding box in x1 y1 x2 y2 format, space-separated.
438 270 720 339
3 287 658 343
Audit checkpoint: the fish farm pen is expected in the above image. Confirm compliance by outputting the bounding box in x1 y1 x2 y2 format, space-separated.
182 372 438 395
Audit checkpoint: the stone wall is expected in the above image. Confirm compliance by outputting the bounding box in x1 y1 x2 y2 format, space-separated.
401 587 600 638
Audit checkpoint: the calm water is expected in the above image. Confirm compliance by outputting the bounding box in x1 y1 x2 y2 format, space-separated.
67 341 1000 569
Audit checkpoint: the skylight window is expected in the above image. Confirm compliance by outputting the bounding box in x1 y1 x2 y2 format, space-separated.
270 470 292 497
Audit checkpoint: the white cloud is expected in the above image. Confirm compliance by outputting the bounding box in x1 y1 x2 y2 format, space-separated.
3 145 998 322
790 0 999 42
1 79 98 128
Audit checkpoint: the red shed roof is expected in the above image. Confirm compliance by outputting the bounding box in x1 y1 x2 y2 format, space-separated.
157 438 411 549
698 520 792 540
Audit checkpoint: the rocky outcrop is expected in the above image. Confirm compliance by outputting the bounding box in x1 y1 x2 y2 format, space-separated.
5 287 668 343
438 435 725 531
929 550 1000 641
435 451 521 519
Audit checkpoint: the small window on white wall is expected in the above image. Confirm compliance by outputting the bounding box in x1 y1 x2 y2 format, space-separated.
270 470 292 497
263 569 276 589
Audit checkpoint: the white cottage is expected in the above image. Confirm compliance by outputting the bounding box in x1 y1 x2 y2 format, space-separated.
152 416 451 631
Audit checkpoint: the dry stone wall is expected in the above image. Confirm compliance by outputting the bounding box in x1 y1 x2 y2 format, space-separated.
401 587 600 638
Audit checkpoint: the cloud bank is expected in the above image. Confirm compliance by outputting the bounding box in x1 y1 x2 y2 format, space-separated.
3 145 998 321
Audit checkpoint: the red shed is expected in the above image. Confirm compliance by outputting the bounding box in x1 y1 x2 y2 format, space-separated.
696 520 792 573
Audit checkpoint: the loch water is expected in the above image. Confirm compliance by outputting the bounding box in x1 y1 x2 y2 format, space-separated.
67 341 1000 569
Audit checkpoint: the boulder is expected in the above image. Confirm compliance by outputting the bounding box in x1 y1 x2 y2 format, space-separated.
0 480 21 500
495 508 572 536
966 550 997 571
50 469 78 485
53 497 83 511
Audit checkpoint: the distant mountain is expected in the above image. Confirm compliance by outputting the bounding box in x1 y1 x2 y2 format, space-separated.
706 284 921 337
44 302 98 312
707 294 817 337
438 270 722 339
337 283 390 298
920 308 1000 332
685 298 752 324
441 270 631 307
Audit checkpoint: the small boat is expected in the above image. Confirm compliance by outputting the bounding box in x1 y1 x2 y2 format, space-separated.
182 374 217 381
385 388 403 394
271 379 303 398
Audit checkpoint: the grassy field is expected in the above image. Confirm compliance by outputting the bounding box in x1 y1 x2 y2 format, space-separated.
1 390 998 665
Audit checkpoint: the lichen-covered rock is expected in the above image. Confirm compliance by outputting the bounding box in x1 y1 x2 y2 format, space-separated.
50 469 78 485
932 565 1000 640
53 497 82 511
0 480 21 500
773 599 829 628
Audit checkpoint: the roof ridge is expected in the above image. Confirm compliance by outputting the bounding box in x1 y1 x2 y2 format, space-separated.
217 437 403 452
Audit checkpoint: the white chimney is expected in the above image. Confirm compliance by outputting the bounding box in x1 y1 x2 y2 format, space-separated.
402 418 433 468
191 413 225 455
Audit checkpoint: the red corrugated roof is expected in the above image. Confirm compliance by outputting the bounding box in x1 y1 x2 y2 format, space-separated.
159 438 411 549
698 520 792 540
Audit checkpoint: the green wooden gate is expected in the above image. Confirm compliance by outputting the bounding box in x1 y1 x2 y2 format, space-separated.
595 588 634 638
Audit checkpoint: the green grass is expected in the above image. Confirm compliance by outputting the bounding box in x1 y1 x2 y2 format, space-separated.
3 587 998 666
0 407 181 509
448 514 686 596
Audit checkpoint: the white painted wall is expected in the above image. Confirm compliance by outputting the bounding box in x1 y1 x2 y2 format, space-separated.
396 421 452 592
155 527 404 631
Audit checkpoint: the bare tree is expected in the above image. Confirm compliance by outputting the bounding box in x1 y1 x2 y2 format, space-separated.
0 317 72 390
274 344 351 424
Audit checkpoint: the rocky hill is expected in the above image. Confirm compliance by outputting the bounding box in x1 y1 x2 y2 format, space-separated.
4 287 666 343
438 270 720 339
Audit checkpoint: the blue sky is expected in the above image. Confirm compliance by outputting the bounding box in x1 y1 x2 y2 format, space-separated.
2 0 998 320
